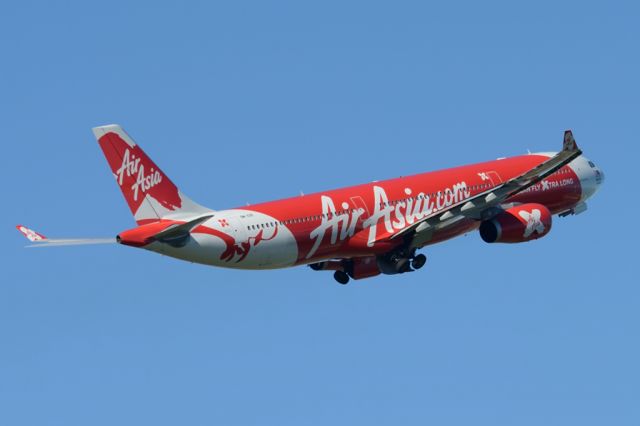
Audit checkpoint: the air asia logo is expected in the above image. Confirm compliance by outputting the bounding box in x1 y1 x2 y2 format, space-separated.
518 209 545 238
306 182 470 258
99 132 183 214
116 149 163 202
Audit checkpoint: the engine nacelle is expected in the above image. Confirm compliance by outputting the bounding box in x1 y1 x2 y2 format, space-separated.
348 256 381 280
479 203 552 243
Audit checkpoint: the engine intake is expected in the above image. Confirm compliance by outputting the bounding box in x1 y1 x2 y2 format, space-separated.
480 203 552 243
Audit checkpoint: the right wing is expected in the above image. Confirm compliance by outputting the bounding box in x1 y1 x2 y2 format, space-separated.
388 130 583 247
16 225 115 248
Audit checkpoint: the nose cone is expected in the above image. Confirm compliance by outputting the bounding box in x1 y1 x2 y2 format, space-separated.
594 166 605 186
572 156 604 201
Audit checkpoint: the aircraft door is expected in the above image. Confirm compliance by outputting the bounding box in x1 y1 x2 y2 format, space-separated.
349 195 370 228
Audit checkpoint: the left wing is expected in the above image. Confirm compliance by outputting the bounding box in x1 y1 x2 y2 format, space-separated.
389 130 582 247
16 225 115 248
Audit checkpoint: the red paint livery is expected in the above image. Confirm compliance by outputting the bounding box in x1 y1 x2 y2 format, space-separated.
18 125 604 284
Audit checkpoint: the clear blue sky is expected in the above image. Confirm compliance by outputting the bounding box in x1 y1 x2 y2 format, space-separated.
2 1 638 425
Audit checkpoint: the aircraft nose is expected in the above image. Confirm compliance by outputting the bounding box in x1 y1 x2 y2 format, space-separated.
594 166 605 186
573 156 604 201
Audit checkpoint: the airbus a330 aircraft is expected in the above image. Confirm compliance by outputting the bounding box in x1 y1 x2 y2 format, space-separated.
18 125 604 284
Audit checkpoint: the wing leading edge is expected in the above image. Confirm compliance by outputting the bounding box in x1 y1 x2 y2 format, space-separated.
389 130 582 247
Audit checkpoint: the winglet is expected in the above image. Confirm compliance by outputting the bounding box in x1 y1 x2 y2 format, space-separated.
563 130 579 152
16 225 47 242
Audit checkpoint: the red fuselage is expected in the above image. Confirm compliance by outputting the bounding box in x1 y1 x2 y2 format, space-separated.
229 153 585 267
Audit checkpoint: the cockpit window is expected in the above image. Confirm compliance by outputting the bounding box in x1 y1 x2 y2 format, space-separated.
588 161 596 168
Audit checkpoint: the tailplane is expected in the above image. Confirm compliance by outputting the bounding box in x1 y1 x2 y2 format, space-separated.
92 125 211 225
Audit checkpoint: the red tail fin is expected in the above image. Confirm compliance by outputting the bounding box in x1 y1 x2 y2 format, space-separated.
93 125 210 224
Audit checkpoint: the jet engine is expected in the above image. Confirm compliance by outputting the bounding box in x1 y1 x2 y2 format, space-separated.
479 203 552 243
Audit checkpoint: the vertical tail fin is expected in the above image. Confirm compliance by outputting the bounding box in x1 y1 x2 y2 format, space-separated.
92 125 211 225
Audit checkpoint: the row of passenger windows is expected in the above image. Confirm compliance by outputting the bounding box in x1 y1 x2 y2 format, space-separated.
244 171 571 231
246 211 354 230
246 215 328 231
244 183 497 231
378 183 497 208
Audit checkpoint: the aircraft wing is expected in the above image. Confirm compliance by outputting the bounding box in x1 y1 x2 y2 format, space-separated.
16 225 115 247
388 130 582 247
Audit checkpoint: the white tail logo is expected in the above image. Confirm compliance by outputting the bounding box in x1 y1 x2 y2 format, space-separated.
115 149 163 201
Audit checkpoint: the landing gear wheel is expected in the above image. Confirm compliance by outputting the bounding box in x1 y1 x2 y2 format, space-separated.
412 253 427 270
334 271 350 285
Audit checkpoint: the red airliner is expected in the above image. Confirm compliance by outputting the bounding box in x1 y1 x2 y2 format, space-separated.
17 125 604 284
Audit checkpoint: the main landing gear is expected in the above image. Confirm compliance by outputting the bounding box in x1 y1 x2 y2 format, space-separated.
315 253 428 285
378 249 427 276
333 270 350 285
310 251 428 284
411 253 427 270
